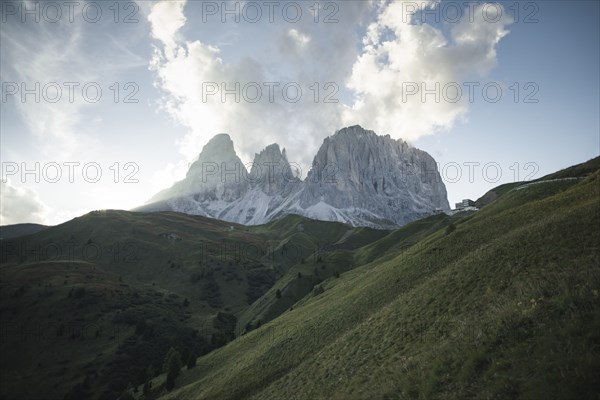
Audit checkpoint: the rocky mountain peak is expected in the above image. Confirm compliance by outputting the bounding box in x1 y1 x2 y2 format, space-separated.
141 127 450 228
333 124 373 137
187 134 244 179
300 125 449 225
193 133 238 164
250 143 298 195
149 133 247 204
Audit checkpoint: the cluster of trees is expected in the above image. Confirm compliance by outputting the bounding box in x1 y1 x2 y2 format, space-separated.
163 346 198 391
246 268 276 304
129 318 238 396
163 347 182 391
199 275 222 308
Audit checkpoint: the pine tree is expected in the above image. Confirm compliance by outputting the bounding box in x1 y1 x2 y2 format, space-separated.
163 347 182 391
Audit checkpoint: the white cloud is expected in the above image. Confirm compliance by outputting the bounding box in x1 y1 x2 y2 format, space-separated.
150 159 190 193
147 0 512 175
0 179 50 225
147 0 348 170
288 29 311 48
342 1 513 141
147 0 187 58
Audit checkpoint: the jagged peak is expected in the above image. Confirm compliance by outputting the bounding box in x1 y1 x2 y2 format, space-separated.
145 126 448 225
331 125 408 146
206 133 234 146
185 133 244 181
250 142 293 178
254 143 283 158
197 133 237 159
334 125 373 136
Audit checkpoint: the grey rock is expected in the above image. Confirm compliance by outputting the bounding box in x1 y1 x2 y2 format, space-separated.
136 125 449 229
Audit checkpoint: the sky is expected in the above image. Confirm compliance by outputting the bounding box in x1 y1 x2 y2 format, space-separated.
1 0 598 225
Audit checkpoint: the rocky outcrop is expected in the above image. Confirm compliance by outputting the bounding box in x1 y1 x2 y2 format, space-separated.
136 126 450 228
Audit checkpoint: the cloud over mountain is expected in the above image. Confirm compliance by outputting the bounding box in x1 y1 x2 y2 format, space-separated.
147 0 512 172
0 179 49 225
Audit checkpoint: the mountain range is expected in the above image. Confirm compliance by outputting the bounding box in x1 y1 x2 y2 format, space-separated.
1 156 598 400
136 126 450 229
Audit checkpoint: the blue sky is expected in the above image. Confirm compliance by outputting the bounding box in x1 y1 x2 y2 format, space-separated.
416 0 600 203
1 0 598 225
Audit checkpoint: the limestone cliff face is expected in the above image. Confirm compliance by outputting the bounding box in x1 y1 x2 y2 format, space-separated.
299 126 449 226
149 133 248 204
138 125 449 228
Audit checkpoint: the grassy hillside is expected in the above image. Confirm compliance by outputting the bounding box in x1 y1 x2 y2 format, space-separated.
476 156 600 208
0 260 202 400
236 222 392 333
2 157 598 400
154 160 600 400
0 211 368 400
0 223 50 240
536 156 600 181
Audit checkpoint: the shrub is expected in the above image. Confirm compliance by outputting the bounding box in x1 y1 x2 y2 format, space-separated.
163 348 182 391
246 269 275 304
214 312 237 342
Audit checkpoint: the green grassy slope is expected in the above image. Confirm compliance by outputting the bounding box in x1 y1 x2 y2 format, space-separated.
476 156 600 209
535 156 600 181
0 211 372 400
157 164 600 400
0 260 200 400
235 216 445 335
2 157 598 400
0 223 50 240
